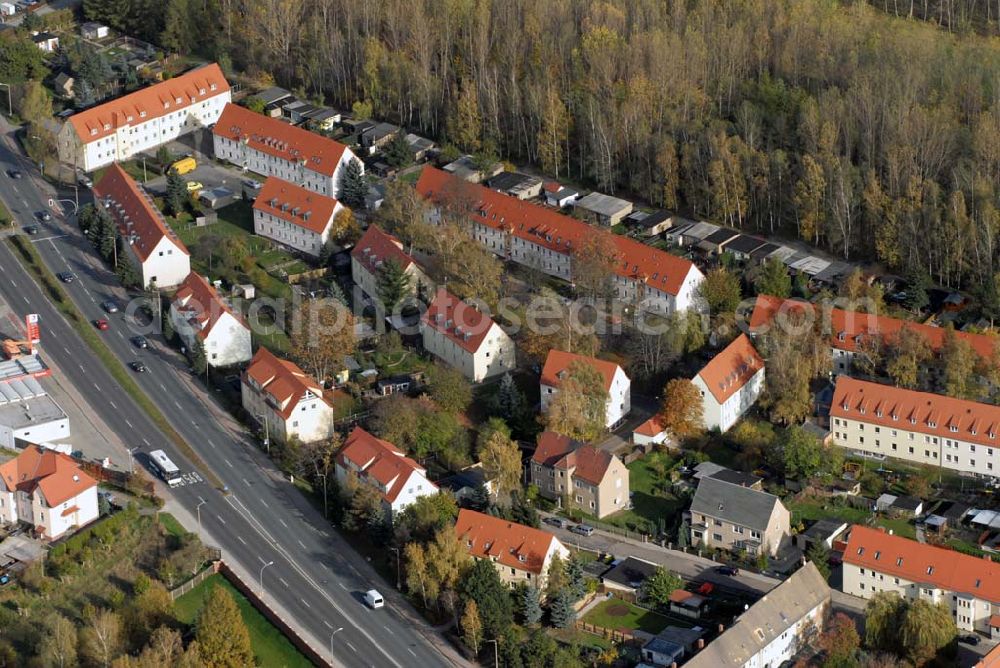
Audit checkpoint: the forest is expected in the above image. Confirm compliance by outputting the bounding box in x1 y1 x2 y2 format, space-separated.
79 0 1000 289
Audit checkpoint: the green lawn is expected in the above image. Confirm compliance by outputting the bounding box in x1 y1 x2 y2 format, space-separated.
599 451 684 535
174 200 256 247
582 598 671 634
174 574 313 668
788 499 870 527
157 512 187 538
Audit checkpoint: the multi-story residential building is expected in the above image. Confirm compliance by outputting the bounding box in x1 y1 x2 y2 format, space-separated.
334 426 438 518
749 295 997 375
843 524 1000 634
540 350 630 429
169 273 252 367
0 445 99 539
689 475 790 557
415 167 704 315
454 508 570 588
684 563 828 668
213 103 360 198
241 348 334 444
529 431 629 518
420 289 516 382
692 333 765 433
252 176 343 257
351 225 432 307
830 376 1000 479
58 63 231 172
92 163 190 288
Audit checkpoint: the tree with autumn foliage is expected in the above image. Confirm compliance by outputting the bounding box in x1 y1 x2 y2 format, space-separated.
543 360 609 441
660 378 704 440
290 297 356 382
571 233 618 302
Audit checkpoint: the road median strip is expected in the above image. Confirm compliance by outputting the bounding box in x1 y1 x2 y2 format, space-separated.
6 235 225 490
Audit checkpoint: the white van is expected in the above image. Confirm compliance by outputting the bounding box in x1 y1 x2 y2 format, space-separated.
364 589 384 609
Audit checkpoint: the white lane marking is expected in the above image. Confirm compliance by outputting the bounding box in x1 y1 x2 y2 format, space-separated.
63 346 70 355
124 419 133 428
8 279 14 287
174 401 182 410
159 383 166 392
300 597 311 609
280 577 290 588
382 625 393 635
206 439 216 448
338 582 347 590
94 383 100 392
237 536 247 546
297 539 306 550
109 400 117 410
347 642 357 653
21 295 27 303
215 514 226 525
78 364 85 372
242 478 250 486
279 518 288 528
260 499 269 508
407 648 416 657
224 459 233 468
323 620 333 629
257 556 267 565
142 437 150 446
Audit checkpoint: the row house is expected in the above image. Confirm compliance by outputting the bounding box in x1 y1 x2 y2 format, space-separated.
241 348 335 445
692 333 765 433
334 427 437 519
454 509 569 589
169 273 252 367
830 376 1000 479
93 164 190 288
420 289 516 383
252 176 343 257
688 475 790 557
529 431 629 518
749 295 997 375
415 167 704 315
58 63 231 172
213 103 360 199
351 225 432 308
540 350 631 429
843 524 1000 634
0 445 99 540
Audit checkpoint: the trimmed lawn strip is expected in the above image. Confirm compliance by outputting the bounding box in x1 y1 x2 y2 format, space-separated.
582 598 671 634
6 236 224 490
157 512 187 538
174 573 313 668
598 451 684 534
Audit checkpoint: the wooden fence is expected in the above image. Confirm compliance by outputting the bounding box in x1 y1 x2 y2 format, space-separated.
575 621 643 646
168 560 221 601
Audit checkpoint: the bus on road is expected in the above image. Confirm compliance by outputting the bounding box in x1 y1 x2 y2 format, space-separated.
148 449 183 487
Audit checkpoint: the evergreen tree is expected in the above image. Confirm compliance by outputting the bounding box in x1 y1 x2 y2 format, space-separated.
522 584 542 625
162 305 175 342
383 131 412 168
99 217 117 261
566 557 586 601
165 168 188 216
806 541 831 579
460 559 514 639
116 248 141 289
677 519 690 549
375 257 412 311
469 484 490 511
548 589 575 629
317 241 334 267
75 79 96 107
338 158 368 209
195 586 253 668
905 266 931 313
492 373 526 424
191 338 207 375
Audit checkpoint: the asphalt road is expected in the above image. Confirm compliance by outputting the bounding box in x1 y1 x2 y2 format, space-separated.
0 135 457 665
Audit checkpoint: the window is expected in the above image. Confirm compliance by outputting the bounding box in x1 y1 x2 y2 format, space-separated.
713 533 722 541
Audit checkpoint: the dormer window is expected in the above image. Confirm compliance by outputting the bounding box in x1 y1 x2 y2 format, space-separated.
874 551 881 560
892 414 898 421
210 83 217 91
950 425 958 432
163 102 170 109
857 547 865 555
910 417 917 425
175 96 182 104
90 129 97 136
927 566 934 575
103 123 110 130
928 421 937 428
199 87 206 94
896 557 903 566
140 111 147 118
876 410 883 418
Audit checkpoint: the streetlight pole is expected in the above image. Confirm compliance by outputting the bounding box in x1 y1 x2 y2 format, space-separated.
486 639 499 668
259 560 274 595
126 447 137 474
390 547 401 589
329 627 343 658
256 412 269 455
196 499 206 533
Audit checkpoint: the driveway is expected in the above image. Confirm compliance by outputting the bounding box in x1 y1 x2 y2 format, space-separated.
595 394 661 454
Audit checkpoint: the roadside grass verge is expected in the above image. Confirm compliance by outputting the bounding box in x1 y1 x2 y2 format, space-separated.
6 236 224 490
157 511 187 538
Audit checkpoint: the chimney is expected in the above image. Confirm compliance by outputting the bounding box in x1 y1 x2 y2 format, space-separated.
718 624 725 634
696 639 705 650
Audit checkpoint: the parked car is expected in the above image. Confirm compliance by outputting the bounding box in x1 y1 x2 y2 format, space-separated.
364 589 384 609
22 225 38 235
93 319 109 330
544 517 569 530
186 181 204 193
7 169 22 179
36 211 51 221
131 335 148 349
57 271 75 283
715 566 740 576
130 361 147 373
570 524 595 537
101 300 118 313
960 634 980 646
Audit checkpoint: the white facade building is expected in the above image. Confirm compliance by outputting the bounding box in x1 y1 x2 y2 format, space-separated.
252 176 343 257
351 225 431 307
540 350 630 429
692 334 765 433
169 273 252 367
242 348 334 444
58 63 231 172
420 289 516 383
0 445 99 540
213 103 360 198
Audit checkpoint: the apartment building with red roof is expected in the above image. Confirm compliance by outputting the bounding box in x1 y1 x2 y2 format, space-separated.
529 431 629 518
0 445 99 539
831 376 1000 479
58 63 231 172
241 348 334 444
843 524 1000 634
692 333 765 433
213 103 360 198
335 427 438 518
350 225 431 308
420 289 515 382
540 350 631 428
415 166 704 315
252 176 344 257
454 509 569 588
93 164 190 288
748 294 998 375
169 273 252 367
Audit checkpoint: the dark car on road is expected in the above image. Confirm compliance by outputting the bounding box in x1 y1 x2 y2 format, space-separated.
959 634 980 646
57 272 75 283
716 566 740 576
22 225 38 235
36 211 51 222
570 524 595 537
7 170 22 179
131 335 148 349
130 361 147 373
101 300 119 314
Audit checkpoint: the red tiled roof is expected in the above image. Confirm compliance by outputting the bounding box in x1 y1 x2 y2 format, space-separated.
991 614 1000 629
0 445 97 508
531 431 614 486
351 224 417 273
213 103 349 177
670 589 694 604
253 176 340 235
68 63 229 144
977 643 1000 668
172 273 246 340
540 350 621 393
336 427 433 503
93 163 189 263
543 181 560 193
695 334 764 404
831 376 1000 451
421 288 498 354
244 348 326 419
455 509 560 575
749 295 997 361
635 415 668 437
415 166 697 297
844 524 1000 603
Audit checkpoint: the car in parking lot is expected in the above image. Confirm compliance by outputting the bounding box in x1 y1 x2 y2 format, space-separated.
959 634 980 646
544 517 569 530
129 361 147 373
715 566 740 576
131 335 148 349
78 175 93 188
186 181 204 193
7 170 22 179
57 272 75 283
22 225 38 235
93 319 109 330
570 524 594 537
101 300 118 314
36 211 51 222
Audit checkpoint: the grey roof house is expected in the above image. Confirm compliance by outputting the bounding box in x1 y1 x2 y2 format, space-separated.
600 556 659 595
641 625 706 667
574 192 633 226
689 476 790 557
487 172 543 200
